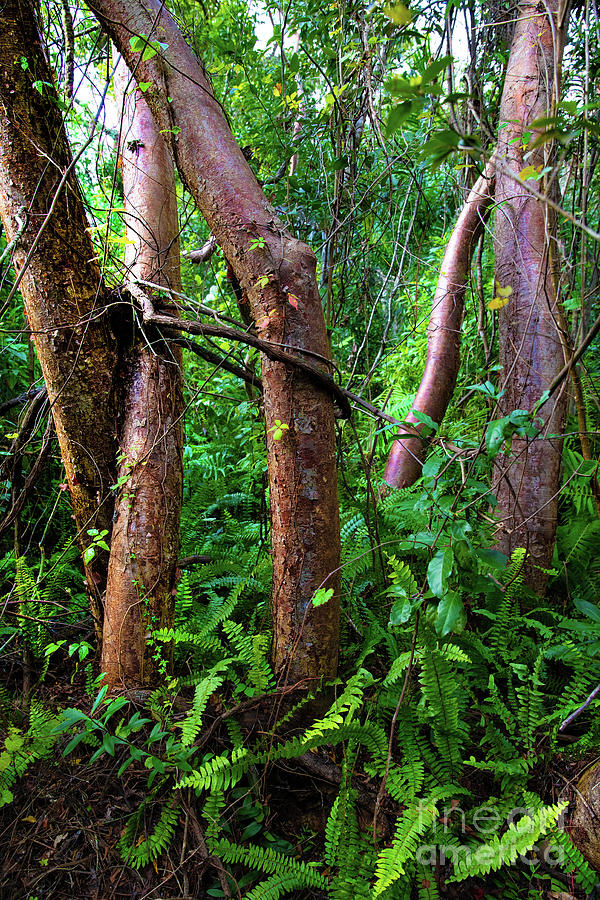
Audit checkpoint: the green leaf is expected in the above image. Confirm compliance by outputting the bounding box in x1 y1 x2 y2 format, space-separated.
485 416 510 457
102 733 117 756
477 548 507 571
312 587 334 607
411 409 439 434
130 35 146 52
573 597 600 623
421 55 453 83
4 733 24 753
138 82 152 92
83 546 96 565
383 1 412 25
91 684 108 714
386 101 415 135
104 697 129 719
389 595 415 625
427 548 454 598
63 731 88 756
436 591 466 635
53 708 88 733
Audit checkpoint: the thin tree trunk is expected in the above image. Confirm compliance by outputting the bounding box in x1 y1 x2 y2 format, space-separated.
88 0 341 682
100 62 184 689
383 164 495 489
493 0 568 592
0 0 118 630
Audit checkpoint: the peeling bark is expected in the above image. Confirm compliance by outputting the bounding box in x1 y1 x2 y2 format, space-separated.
493 0 568 592
383 164 495 489
88 0 341 681
100 63 183 689
0 0 118 628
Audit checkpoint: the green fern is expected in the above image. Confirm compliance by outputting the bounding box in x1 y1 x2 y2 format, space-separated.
243 873 307 899
548 825 598 894
448 801 567 882
373 794 440 896
118 799 180 869
0 701 59 807
179 721 388 793
211 838 329 890
180 660 230 747
418 643 463 781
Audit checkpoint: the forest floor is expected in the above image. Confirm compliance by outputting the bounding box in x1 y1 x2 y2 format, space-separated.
0 668 593 900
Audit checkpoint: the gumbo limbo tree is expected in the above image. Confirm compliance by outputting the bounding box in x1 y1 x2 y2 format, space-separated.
0 0 341 687
0 0 583 691
383 0 571 590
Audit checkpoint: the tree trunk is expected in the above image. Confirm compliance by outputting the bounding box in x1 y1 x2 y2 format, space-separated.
88 0 341 682
383 164 495 489
493 0 568 592
100 62 184 689
0 0 118 629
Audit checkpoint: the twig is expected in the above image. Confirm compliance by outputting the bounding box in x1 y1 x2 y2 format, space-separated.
170 337 262 392
177 554 211 568
0 415 54 539
560 682 600 732
0 386 45 417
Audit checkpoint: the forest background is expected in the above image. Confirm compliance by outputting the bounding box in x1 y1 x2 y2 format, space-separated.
1 0 600 897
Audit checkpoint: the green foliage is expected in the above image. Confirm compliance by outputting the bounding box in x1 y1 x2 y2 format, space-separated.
3 2 600 897
448 801 567 882
118 799 180 869
0 700 59 807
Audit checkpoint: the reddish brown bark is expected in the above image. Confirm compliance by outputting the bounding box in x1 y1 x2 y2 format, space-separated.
100 64 183 688
383 165 495 488
88 0 341 681
493 0 568 592
0 0 118 628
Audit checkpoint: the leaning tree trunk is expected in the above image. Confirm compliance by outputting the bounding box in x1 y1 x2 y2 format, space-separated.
100 63 184 689
88 0 341 682
493 0 568 592
0 0 118 629
383 163 495 489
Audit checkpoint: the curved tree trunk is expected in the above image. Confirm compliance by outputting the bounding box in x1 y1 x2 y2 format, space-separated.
100 62 184 689
88 0 341 682
383 164 495 489
493 0 568 592
0 0 118 629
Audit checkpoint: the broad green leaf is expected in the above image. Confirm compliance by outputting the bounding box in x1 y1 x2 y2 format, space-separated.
390 595 415 625
386 101 415 135
427 548 454 598
436 592 466 635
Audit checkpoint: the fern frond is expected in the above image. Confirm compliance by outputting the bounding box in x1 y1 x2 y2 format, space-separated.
211 838 329 890
244 873 306 900
118 800 180 869
548 825 598 894
373 795 439 896
419 646 463 781
448 801 567 882
180 660 230 747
